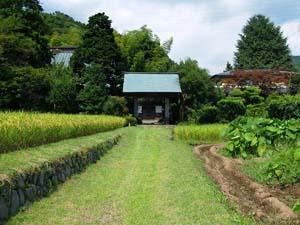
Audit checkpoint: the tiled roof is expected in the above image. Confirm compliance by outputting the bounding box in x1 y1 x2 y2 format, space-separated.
123 73 182 93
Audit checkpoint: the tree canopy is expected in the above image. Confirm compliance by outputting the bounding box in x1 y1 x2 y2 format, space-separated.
114 25 174 72
71 12 122 95
0 0 51 69
42 11 85 47
234 15 294 71
170 58 217 109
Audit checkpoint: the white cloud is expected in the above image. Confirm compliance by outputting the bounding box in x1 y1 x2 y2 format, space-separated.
41 0 300 74
281 20 300 57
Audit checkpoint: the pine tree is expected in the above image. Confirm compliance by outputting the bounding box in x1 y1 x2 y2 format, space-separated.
71 12 122 95
224 62 233 72
234 15 294 71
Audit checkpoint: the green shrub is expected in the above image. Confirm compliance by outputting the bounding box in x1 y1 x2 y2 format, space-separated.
0 67 51 111
243 86 263 105
124 114 138 126
217 98 246 122
198 105 219 123
48 66 78 113
223 117 300 158
187 105 219 124
103 96 127 116
229 88 244 98
264 147 300 185
267 95 300 119
245 103 268 117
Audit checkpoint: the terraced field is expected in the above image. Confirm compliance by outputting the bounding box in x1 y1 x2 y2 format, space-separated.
7 127 258 225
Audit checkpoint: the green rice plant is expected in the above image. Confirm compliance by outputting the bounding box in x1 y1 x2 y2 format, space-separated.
0 112 126 153
173 124 228 143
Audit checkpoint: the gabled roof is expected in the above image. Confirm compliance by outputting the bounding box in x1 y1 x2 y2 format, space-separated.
211 69 296 80
52 52 73 67
50 46 77 67
123 72 182 93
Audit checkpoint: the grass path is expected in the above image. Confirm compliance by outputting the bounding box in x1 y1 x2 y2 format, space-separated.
8 127 259 225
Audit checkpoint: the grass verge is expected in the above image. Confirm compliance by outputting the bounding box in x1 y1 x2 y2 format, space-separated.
7 127 259 225
0 128 125 222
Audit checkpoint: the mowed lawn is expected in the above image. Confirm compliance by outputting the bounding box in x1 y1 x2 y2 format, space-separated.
8 127 258 225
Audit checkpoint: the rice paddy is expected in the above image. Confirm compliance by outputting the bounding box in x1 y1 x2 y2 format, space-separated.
0 112 126 153
173 124 228 143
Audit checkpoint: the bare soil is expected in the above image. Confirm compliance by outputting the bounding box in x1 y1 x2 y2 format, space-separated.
194 144 300 224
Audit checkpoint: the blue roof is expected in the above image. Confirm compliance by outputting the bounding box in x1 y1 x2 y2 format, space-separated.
123 73 182 93
52 52 73 67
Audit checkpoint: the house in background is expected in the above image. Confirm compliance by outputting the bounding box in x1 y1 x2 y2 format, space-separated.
50 46 77 67
211 69 297 94
123 72 182 124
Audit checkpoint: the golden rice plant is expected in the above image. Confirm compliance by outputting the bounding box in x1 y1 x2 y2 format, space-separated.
0 112 126 153
173 124 227 143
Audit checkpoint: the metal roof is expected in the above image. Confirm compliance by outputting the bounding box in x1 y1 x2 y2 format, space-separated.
52 52 73 67
123 73 182 93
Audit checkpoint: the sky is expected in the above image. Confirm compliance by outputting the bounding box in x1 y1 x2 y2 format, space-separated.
41 0 300 74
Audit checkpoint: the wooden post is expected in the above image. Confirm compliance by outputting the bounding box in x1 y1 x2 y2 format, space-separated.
134 97 138 118
164 97 170 124
179 94 184 121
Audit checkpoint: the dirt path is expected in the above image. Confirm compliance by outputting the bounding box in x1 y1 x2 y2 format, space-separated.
194 144 300 224
7 127 258 225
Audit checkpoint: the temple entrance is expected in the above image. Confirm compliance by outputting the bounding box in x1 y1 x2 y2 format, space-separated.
123 73 182 124
137 97 164 123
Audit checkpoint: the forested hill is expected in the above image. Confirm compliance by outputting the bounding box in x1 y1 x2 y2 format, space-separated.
293 56 300 72
42 11 85 47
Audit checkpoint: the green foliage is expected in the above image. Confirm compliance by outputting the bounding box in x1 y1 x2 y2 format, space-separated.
71 12 122 95
42 11 84 47
217 99 246 122
224 61 233 72
0 66 51 111
124 114 138 126
234 15 294 70
228 87 263 106
0 0 51 68
114 26 173 72
188 105 219 124
290 73 300 94
223 117 300 158
103 96 127 116
267 95 300 119
77 64 108 114
229 88 244 98
264 147 300 185
292 56 300 72
293 200 300 213
48 66 78 113
243 86 264 105
172 58 217 109
245 103 268 117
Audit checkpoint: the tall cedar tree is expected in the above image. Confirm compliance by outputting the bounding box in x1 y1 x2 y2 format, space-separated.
71 13 122 95
234 15 294 71
0 0 51 70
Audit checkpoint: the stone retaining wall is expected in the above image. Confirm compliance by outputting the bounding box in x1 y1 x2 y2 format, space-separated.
0 135 121 223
